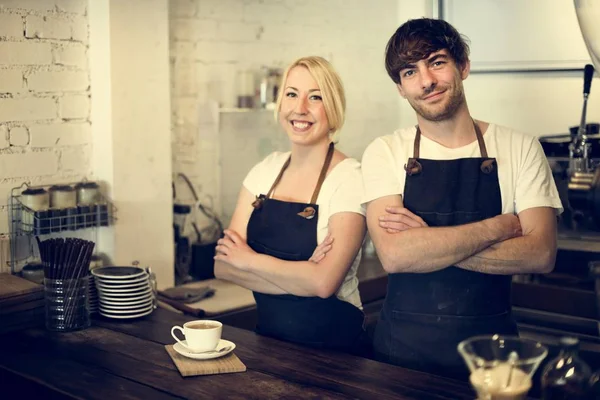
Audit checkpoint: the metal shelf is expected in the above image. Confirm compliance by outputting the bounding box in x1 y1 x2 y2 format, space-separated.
5 182 117 274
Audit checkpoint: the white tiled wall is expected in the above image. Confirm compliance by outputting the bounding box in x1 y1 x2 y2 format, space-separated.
169 0 402 219
0 0 90 240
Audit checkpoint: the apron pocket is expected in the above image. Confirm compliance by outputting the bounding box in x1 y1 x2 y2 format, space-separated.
387 310 518 378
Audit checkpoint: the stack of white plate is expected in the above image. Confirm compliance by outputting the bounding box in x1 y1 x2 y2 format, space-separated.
88 277 99 314
91 266 155 319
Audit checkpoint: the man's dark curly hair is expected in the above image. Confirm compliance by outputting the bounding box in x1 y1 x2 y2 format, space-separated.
385 18 470 84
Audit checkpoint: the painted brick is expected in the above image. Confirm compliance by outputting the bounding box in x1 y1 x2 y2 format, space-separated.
0 13 23 38
27 70 89 92
59 94 89 119
243 3 290 23
70 15 87 42
0 151 59 178
0 125 8 148
0 69 23 93
53 43 87 67
60 145 89 171
195 41 239 63
9 126 29 146
26 15 72 40
30 122 91 147
0 42 52 65
171 18 217 41
0 0 55 12
216 21 262 42
169 0 196 17
171 41 195 63
0 97 56 122
55 0 87 14
197 0 244 21
171 63 197 96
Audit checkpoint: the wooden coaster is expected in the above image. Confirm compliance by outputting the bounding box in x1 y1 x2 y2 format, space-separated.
165 345 246 377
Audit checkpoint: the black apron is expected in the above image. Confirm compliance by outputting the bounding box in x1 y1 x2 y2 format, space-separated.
247 143 365 350
373 122 518 380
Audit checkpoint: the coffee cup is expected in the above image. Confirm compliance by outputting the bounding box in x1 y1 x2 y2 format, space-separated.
170 320 222 352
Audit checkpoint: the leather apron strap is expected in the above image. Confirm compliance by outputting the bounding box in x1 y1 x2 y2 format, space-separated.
405 120 494 175
253 142 335 218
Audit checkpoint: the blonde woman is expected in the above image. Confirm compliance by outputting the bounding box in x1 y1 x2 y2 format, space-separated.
214 56 367 351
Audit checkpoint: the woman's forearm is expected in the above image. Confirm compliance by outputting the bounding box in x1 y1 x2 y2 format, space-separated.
247 253 346 299
214 260 287 294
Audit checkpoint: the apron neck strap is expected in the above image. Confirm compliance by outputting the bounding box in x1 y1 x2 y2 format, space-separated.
414 120 488 158
265 142 335 204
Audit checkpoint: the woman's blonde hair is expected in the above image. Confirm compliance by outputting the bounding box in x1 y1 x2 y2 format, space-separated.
275 56 346 138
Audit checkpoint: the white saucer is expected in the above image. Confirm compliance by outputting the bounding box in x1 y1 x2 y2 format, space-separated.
173 339 235 360
99 303 154 314
98 307 154 319
96 284 150 293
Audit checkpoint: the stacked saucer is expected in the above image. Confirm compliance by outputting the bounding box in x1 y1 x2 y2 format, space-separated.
91 266 155 319
88 277 99 314
88 256 104 314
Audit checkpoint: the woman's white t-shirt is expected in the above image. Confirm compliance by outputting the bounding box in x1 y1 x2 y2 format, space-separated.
243 151 365 309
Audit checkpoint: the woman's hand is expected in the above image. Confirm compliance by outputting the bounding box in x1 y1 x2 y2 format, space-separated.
308 233 334 263
379 206 428 233
214 229 257 270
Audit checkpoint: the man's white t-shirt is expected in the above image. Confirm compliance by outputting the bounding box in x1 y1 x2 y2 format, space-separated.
362 124 563 215
243 151 365 309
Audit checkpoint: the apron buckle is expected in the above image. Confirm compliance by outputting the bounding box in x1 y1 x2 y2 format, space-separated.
404 159 422 176
252 195 266 209
480 159 496 174
297 207 316 219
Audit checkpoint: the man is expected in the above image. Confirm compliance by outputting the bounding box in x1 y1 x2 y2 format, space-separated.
361 18 562 379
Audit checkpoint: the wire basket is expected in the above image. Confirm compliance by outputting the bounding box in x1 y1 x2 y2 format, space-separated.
6 182 117 274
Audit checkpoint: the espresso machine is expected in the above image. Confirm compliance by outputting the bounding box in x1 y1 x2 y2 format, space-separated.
510 1 600 350
565 1 600 230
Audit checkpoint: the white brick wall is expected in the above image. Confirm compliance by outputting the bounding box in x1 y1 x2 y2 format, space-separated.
30 122 91 147
0 13 23 37
169 0 401 219
59 93 89 119
0 0 90 247
0 69 23 92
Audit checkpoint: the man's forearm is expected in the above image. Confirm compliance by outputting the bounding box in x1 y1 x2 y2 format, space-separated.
214 261 287 294
456 235 555 275
378 219 508 273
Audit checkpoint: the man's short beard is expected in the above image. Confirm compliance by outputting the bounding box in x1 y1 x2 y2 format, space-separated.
411 87 465 122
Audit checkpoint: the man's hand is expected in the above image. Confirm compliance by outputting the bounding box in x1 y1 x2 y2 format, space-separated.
378 206 428 233
308 233 334 263
214 229 257 270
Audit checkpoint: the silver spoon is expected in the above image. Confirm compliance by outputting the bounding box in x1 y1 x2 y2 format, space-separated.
191 345 233 355
505 351 519 388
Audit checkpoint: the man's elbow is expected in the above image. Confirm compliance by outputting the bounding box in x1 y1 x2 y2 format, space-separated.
535 248 556 274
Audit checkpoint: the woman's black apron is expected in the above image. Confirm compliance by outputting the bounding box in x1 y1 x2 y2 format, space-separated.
247 143 365 350
373 122 518 380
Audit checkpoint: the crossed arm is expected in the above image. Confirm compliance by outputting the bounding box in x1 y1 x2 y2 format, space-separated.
367 194 556 275
214 186 366 298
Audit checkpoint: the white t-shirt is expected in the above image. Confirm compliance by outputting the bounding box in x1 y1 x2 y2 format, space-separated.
243 151 365 309
362 123 563 215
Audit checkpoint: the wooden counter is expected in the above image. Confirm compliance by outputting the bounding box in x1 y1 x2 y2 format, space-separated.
0 308 477 400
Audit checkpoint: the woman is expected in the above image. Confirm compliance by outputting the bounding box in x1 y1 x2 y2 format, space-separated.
214 56 367 351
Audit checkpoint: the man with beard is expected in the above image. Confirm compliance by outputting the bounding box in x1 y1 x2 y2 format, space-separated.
361 18 562 379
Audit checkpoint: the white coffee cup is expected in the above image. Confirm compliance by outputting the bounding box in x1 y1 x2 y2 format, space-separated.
171 320 222 352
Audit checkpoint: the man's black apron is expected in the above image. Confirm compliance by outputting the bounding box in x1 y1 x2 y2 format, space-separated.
373 122 518 380
247 143 365 350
